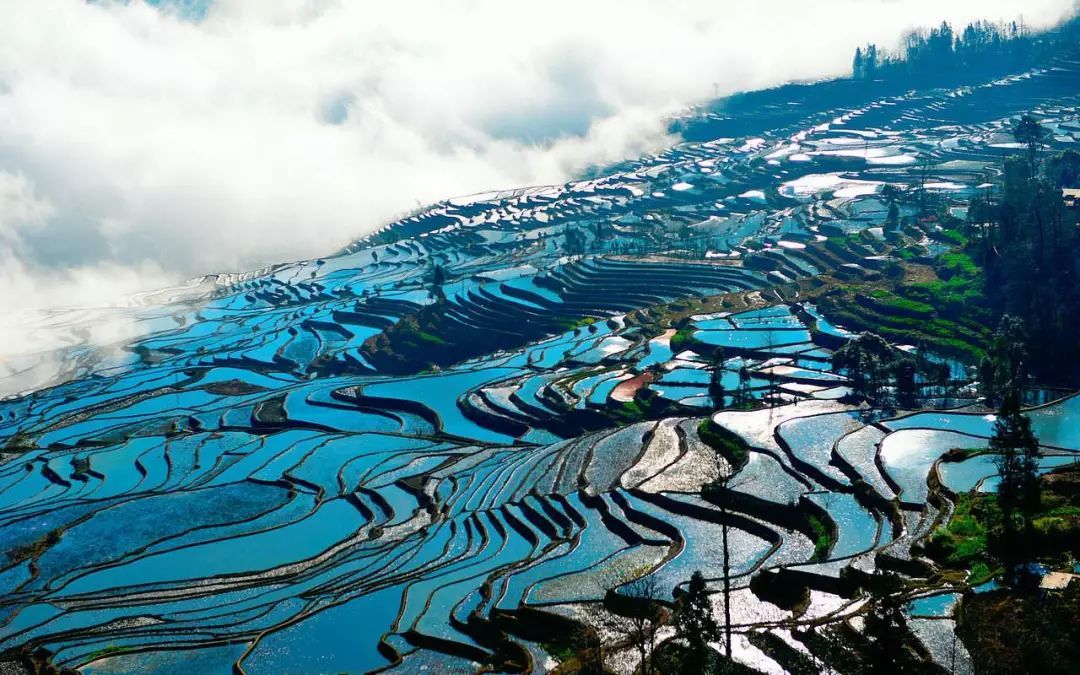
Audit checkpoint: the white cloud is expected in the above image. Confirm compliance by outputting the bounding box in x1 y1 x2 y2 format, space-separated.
0 171 54 250
0 0 1074 360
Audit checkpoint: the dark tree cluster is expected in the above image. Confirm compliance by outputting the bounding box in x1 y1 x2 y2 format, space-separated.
831 332 949 404
968 117 1080 384
957 582 1080 675
674 571 721 674
978 314 1028 402
853 16 1080 83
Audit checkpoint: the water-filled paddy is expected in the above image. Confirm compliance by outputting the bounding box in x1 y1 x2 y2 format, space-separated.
3 56 1079 675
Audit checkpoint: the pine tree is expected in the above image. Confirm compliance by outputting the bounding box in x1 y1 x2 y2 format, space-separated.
862 574 912 674
677 571 721 673
982 315 1027 402
893 357 917 406
708 348 726 410
431 262 447 286
991 385 1042 577
1013 114 1048 178
865 43 878 79
886 201 899 229
852 46 864 79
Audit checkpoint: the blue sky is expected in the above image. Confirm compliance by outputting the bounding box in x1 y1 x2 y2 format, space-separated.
141 0 211 21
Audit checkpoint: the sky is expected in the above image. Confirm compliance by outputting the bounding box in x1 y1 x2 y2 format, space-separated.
0 0 1076 358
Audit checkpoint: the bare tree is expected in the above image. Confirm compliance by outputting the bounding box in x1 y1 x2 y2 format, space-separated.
713 473 735 662
583 566 667 674
707 453 753 662
764 326 780 414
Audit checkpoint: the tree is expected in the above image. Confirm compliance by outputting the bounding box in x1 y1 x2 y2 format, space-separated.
676 571 721 674
984 314 1027 401
708 348 726 410
980 144 1080 385
734 363 752 409
990 385 1042 564
991 396 1022 531
978 356 997 401
585 570 666 675
862 573 914 674
864 43 878 79
621 574 665 675
705 468 751 663
886 201 900 229
764 328 781 409
1012 114 1048 178
876 182 902 233
1044 148 1080 188
931 360 952 404
893 356 917 406
832 332 896 401
430 263 448 301
565 225 588 256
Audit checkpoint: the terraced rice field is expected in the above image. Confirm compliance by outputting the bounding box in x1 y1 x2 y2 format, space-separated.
2 53 1080 674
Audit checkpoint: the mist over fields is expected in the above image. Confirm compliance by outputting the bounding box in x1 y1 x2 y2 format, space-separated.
0 0 1074 355
3 3 1080 672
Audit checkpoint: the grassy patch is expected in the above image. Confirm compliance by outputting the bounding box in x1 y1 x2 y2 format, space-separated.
812 239 992 362
941 446 987 462
866 293 936 318
392 320 450 349
539 641 576 663
938 251 979 278
414 331 447 346
615 399 646 420
86 645 129 661
819 292 988 362
930 466 1080 577
696 419 749 470
967 561 994 585
669 326 697 352
1031 496 1080 542
930 228 969 247
610 390 668 423
807 514 831 561
553 316 597 332
927 491 996 568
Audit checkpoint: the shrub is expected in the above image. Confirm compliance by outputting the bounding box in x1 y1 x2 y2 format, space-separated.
807 515 831 560
669 326 696 351
968 561 992 584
